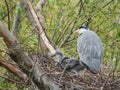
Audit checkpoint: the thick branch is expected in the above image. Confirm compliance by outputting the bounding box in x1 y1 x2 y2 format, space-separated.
0 56 28 81
36 0 45 26
0 20 61 90
0 21 33 72
0 21 17 46
35 0 48 52
26 0 56 54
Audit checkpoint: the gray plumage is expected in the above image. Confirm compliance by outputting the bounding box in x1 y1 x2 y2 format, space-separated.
51 51 84 73
77 29 103 74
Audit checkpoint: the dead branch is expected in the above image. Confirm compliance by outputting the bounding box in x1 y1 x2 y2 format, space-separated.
0 56 28 81
36 0 45 26
19 0 56 54
20 0 56 54
26 0 56 54
35 0 48 52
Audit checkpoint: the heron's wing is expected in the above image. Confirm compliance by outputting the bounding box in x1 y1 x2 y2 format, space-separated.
77 31 103 73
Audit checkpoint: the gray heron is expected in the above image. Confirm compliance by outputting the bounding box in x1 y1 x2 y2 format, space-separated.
74 26 103 74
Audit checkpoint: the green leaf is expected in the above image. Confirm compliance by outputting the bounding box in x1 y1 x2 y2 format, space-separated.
15 3 22 15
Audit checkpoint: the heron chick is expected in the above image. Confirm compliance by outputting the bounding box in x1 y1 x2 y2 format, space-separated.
50 51 84 73
74 25 103 74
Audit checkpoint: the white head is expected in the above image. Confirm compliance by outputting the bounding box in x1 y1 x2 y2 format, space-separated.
74 26 89 35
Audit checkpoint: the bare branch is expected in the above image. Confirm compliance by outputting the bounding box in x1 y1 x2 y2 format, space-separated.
26 0 56 54
0 21 17 46
12 12 20 36
4 0 10 30
36 0 45 26
0 21 33 71
19 0 56 54
2 6 16 20
36 0 47 52
86 0 114 25
0 56 28 81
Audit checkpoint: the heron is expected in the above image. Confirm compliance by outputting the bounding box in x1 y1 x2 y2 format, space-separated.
51 51 84 73
74 25 103 74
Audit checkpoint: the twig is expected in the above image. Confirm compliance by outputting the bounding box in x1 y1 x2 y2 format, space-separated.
52 6 63 40
2 6 16 20
101 69 113 90
79 0 86 18
57 1 83 48
88 86 99 90
55 1 81 44
12 5 20 36
86 0 114 25
112 52 119 77
4 0 10 30
109 79 120 85
55 17 75 45
58 59 74 84
59 18 77 48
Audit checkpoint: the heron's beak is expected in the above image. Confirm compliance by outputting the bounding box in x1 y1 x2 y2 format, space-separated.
73 29 80 34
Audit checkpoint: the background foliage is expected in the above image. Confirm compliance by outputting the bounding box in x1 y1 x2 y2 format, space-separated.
0 0 119 89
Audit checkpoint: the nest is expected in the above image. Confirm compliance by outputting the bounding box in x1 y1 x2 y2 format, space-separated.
29 53 120 90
